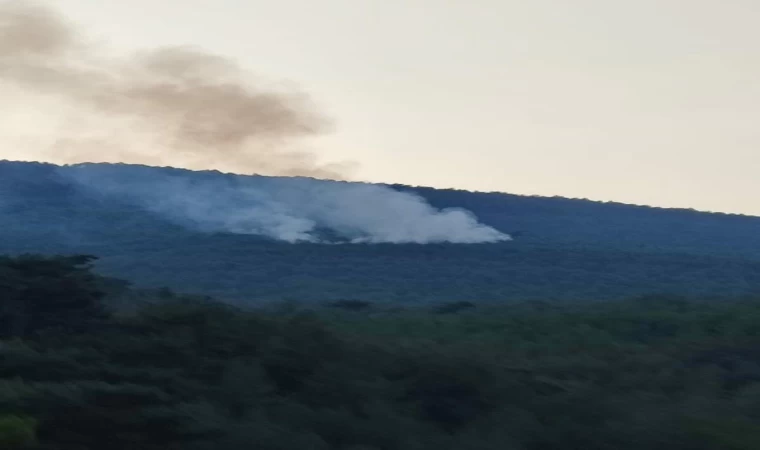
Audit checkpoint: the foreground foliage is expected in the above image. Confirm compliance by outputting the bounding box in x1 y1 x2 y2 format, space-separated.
3 254 760 449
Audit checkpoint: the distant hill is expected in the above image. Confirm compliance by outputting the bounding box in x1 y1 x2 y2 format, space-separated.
1 160 759 303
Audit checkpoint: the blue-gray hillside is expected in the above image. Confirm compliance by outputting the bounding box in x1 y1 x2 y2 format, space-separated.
1 160 759 303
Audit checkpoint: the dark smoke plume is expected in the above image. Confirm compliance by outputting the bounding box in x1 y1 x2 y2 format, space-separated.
0 1 345 178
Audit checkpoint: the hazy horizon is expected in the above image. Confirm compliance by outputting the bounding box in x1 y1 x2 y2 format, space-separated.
1 0 758 216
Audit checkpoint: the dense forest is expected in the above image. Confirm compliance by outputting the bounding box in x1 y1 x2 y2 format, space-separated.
3 253 760 449
1 160 760 303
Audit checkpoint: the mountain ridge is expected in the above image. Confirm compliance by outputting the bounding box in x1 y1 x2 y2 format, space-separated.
1 159 759 303
5 158 757 218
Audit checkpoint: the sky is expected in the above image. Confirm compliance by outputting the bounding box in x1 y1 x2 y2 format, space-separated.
2 0 759 215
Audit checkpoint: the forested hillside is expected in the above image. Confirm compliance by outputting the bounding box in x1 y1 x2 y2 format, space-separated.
1 160 760 303
3 254 760 449
401 184 760 258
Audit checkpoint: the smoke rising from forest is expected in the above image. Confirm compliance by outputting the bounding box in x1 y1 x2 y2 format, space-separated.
0 2 510 244
58 163 511 244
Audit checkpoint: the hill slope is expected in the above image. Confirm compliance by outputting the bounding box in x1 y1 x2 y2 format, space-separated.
1 160 759 303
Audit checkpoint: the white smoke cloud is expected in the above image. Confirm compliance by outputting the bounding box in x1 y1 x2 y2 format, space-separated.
57 164 511 244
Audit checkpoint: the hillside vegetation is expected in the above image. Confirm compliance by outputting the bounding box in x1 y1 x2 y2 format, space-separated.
3 254 760 449
1 160 760 303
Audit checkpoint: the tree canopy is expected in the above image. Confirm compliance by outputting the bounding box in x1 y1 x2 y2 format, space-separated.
3 253 760 449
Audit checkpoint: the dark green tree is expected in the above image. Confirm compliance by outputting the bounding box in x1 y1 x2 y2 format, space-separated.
0 254 107 339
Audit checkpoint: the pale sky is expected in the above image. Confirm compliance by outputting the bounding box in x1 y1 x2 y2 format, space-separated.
9 0 760 215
